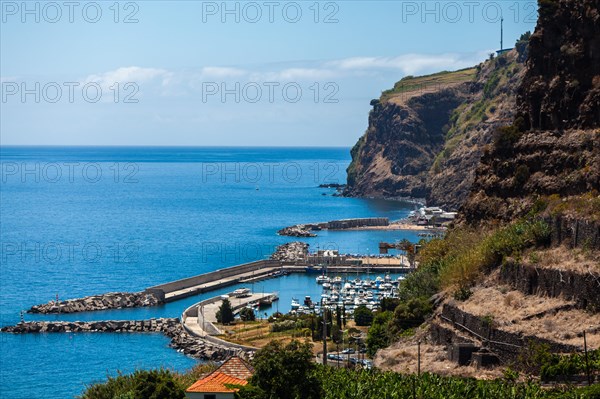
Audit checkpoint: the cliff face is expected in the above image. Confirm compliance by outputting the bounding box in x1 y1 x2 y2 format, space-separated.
517 0 600 131
345 86 470 200
345 52 526 210
461 0 600 222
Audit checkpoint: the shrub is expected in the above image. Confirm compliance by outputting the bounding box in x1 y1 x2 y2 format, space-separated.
366 311 393 356
80 369 185 399
239 307 256 322
494 124 522 150
270 320 296 333
354 305 374 326
516 31 531 62
514 164 531 187
390 298 432 333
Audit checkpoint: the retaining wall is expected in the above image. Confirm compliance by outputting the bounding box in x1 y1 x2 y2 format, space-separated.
500 260 600 311
435 304 581 363
546 216 600 250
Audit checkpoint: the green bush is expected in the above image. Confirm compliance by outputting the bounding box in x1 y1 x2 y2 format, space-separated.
366 311 393 356
354 305 374 326
270 320 297 333
494 124 523 150
390 298 432 333
80 369 185 399
239 307 256 322
514 164 531 187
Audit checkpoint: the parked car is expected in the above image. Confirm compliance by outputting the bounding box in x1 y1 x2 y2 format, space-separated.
341 348 355 354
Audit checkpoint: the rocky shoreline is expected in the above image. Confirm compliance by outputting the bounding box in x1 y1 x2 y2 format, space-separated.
1 319 252 361
28 291 163 314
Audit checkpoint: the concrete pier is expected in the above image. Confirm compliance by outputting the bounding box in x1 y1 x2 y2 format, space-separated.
145 258 411 303
145 260 281 302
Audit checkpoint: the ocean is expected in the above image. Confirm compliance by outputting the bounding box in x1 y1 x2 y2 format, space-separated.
0 146 419 398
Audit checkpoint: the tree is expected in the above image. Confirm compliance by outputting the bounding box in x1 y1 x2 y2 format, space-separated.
237 340 322 399
380 297 401 312
353 305 373 326
335 306 342 327
390 298 432 334
366 311 392 356
239 307 255 322
216 299 235 325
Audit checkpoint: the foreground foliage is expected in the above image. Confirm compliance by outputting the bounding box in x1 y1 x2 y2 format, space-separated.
80 364 216 399
318 367 599 399
81 344 599 399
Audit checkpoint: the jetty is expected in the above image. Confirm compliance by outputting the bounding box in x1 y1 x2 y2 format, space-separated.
145 258 411 303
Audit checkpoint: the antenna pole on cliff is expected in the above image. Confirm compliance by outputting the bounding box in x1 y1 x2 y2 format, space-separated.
500 17 504 50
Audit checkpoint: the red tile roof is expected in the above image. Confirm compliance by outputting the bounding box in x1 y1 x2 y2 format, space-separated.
186 372 248 393
215 356 254 380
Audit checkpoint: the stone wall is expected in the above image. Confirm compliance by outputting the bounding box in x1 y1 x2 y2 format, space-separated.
545 216 600 250
433 304 581 363
499 260 600 311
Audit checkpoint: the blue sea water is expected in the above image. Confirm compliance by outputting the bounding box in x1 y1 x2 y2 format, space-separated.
0 146 419 399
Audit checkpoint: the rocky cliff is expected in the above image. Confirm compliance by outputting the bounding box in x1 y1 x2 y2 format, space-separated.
344 49 527 210
461 0 600 222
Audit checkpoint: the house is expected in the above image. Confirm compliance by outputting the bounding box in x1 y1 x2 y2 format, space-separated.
186 356 254 399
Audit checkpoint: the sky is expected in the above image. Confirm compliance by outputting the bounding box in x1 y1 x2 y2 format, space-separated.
0 0 538 146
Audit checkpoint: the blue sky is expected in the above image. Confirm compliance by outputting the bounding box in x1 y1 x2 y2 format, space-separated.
1 1 537 146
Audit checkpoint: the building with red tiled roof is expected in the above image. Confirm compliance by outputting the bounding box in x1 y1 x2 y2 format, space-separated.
185 356 254 399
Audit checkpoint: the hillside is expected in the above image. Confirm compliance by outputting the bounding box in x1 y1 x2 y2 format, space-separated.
371 0 600 380
344 48 527 210
461 0 600 222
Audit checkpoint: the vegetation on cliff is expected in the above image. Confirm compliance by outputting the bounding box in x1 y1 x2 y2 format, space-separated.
345 43 528 210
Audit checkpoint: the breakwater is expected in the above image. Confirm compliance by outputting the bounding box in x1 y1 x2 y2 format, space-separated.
278 217 389 237
26 254 411 314
1 319 251 361
146 259 282 302
28 291 162 314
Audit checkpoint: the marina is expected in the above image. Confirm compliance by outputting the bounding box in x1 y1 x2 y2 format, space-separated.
291 272 402 316
144 256 412 304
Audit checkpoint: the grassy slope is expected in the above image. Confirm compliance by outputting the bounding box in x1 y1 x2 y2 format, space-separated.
381 67 477 103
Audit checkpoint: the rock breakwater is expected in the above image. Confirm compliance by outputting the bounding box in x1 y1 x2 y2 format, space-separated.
28 291 163 314
277 225 317 237
1 318 252 361
270 242 309 262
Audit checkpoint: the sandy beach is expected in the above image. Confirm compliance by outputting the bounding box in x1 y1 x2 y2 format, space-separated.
337 222 441 232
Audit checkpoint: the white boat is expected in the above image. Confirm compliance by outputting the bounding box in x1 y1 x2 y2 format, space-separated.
316 275 330 284
291 298 300 310
232 288 251 298
322 282 332 290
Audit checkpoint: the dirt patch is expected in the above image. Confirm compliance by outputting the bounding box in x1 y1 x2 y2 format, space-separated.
523 246 600 274
375 339 503 379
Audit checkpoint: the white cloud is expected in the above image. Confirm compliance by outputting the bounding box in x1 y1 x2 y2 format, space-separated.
200 66 247 78
82 67 172 90
81 51 490 98
326 52 489 75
